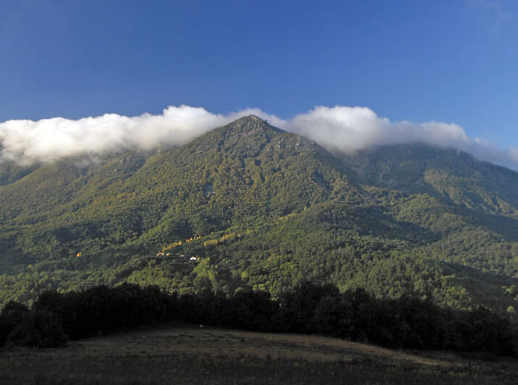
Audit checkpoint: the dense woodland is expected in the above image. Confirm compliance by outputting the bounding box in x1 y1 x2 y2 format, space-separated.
1 282 516 357
2 117 518 318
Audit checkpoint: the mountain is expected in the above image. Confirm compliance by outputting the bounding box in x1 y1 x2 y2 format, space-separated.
0 116 359 256
2 116 518 316
342 144 518 217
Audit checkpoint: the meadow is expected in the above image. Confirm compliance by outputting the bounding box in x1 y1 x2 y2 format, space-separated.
1 324 517 385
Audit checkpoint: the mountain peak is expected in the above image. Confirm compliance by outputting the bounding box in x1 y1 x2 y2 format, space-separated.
234 115 265 123
224 115 282 134
196 115 285 148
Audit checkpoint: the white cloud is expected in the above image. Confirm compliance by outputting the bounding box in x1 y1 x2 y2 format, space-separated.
1 104 518 171
284 105 518 170
0 106 227 164
285 106 470 152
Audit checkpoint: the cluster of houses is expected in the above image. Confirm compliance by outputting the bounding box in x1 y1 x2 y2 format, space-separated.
74 249 198 263
154 252 198 262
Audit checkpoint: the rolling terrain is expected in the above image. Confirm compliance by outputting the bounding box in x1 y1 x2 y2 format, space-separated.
2 116 518 314
1 325 517 385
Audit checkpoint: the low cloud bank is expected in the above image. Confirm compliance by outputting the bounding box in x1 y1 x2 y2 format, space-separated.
1 105 517 170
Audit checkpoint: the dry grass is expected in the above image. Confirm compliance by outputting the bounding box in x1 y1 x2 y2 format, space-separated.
0 324 517 385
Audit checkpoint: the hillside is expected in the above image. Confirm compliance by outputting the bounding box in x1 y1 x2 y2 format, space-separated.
0 116 358 256
2 325 518 385
342 144 518 217
2 116 518 315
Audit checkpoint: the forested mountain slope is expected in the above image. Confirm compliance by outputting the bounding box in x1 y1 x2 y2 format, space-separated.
2 116 518 316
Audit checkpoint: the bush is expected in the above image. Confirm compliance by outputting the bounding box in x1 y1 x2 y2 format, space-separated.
7 310 68 348
0 301 30 347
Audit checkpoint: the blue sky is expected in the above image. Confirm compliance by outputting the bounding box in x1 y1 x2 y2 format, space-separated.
1 0 518 149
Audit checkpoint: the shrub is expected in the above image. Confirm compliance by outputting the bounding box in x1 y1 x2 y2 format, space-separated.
7 310 68 348
0 301 30 347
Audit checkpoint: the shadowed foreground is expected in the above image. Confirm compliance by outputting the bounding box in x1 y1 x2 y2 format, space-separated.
1 325 517 385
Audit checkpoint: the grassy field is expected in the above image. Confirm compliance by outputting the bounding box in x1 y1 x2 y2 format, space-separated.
1 324 517 384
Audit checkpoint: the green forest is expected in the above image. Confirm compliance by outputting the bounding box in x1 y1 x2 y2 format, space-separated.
2 116 518 317
2 283 515 356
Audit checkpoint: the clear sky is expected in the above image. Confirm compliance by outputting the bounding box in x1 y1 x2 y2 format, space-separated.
1 0 518 148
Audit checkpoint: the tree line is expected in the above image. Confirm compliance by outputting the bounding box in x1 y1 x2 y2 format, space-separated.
0 282 516 356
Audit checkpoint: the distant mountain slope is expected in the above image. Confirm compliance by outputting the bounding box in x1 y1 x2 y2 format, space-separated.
2 116 518 315
342 144 518 217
